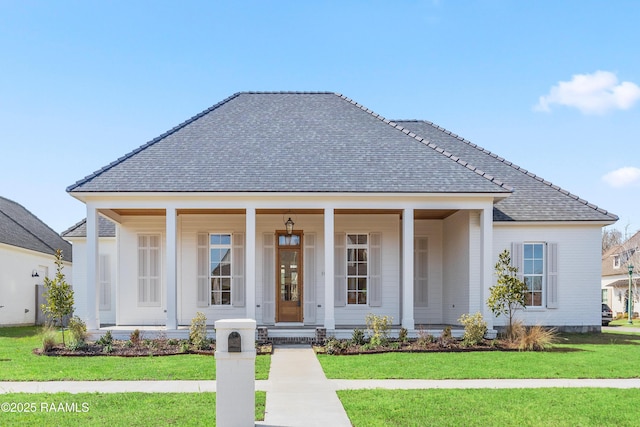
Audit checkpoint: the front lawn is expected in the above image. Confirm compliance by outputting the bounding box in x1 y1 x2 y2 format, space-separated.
0 327 270 381
338 388 640 426
318 332 640 379
0 392 266 426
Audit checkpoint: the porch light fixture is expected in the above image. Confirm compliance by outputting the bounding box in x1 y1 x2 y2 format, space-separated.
31 270 39 278
285 217 295 235
628 264 634 324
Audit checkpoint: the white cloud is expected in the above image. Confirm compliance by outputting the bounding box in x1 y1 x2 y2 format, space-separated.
534 71 640 115
602 167 640 188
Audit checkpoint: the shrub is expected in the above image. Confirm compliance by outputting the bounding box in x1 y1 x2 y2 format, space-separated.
514 324 557 351
325 337 348 355
67 316 87 349
458 312 487 346
130 329 142 347
365 313 392 347
416 328 434 347
351 328 366 345
189 311 208 350
41 325 57 352
438 326 453 347
398 327 408 343
96 330 113 347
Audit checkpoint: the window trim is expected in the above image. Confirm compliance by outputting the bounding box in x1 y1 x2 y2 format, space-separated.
346 233 369 306
209 232 233 306
523 242 545 308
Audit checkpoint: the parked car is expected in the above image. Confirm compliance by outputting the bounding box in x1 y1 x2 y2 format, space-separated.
602 303 613 326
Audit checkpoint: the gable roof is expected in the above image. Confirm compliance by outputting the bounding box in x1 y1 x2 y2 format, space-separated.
602 231 640 277
0 196 72 262
61 217 116 239
395 121 618 223
67 92 510 195
66 92 616 223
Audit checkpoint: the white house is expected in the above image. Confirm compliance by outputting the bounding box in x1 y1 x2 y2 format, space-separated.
0 196 72 326
66 92 617 337
601 231 639 317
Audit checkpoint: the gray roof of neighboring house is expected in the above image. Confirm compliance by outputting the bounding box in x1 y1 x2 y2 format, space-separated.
67 92 617 223
0 196 72 262
61 217 116 238
395 120 618 222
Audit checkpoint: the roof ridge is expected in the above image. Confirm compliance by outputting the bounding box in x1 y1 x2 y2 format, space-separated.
336 96 512 192
61 217 88 237
67 92 249 192
394 120 618 220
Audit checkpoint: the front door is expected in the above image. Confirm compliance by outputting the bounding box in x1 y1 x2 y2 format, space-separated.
276 231 303 322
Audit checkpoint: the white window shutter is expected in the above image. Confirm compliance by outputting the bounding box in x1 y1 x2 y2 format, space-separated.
304 233 317 323
369 232 382 307
334 232 346 307
99 254 111 310
511 242 523 282
196 233 209 307
232 232 245 307
414 237 428 307
262 233 276 324
546 242 559 308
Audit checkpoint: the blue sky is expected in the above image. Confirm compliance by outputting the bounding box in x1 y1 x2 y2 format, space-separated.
1 1 639 236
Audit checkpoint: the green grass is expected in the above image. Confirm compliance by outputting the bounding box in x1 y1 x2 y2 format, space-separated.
0 392 266 426
319 332 640 379
338 388 640 426
0 326 270 381
609 318 640 326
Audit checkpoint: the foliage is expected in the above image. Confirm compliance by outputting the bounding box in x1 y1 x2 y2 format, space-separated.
189 311 208 350
365 313 392 347
416 328 435 347
130 329 142 347
487 249 527 340
398 327 408 343
351 328 366 346
458 312 487 346
40 325 57 352
325 337 349 355
511 323 557 351
40 249 74 346
67 316 87 349
96 330 113 348
438 325 453 347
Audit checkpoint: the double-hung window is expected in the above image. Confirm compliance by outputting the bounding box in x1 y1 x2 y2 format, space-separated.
210 234 232 305
346 234 368 305
523 243 544 307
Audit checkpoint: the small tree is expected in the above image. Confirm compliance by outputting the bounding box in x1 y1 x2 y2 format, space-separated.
41 249 74 346
487 249 527 340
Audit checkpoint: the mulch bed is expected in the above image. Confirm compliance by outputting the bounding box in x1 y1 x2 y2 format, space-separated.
314 338 518 355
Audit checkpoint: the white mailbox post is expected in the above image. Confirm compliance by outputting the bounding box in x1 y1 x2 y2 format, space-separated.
215 319 256 427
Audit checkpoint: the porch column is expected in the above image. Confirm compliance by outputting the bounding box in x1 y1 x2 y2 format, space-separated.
480 206 494 330
324 207 335 329
245 207 256 320
166 207 177 330
402 208 415 330
85 205 99 330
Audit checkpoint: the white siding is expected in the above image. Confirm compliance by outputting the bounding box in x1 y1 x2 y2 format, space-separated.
413 220 443 324
493 224 602 328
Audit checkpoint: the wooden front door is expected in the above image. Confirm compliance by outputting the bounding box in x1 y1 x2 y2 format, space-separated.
276 231 303 322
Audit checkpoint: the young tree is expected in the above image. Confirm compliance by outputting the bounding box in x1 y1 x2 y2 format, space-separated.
487 249 527 340
41 249 74 346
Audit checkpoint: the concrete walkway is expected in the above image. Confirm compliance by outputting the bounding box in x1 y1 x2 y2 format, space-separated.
2 345 640 426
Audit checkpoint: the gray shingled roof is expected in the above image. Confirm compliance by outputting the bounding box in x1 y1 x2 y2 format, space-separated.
66 92 617 223
0 196 72 262
61 217 116 238
395 121 617 222
67 92 510 194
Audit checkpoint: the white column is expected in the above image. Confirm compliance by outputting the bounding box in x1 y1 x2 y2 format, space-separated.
480 206 494 331
245 208 256 320
166 207 177 329
324 208 335 330
85 205 99 330
402 208 415 330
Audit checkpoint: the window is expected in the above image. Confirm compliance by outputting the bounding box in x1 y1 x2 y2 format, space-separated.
523 243 544 307
138 234 161 306
602 289 609 304
613 255 621 269
346 234 368 305
210 234 232 305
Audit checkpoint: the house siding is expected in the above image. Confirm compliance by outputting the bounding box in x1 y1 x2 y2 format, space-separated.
413 220 444 324
493 224 602 329
442 211 471 324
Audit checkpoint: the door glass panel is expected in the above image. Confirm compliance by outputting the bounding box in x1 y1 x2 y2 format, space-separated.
280 249 299 302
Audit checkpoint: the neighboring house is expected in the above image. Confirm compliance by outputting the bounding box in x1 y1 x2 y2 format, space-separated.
0 196 72 326
62 217 117 325
601 231 639 317
66 92 617 336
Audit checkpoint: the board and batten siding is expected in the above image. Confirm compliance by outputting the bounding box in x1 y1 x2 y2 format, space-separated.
413 220 443 325
442 211 472 324
493 224 603 328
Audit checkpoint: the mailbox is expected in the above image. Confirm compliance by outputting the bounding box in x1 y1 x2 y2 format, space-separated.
228 331 241 352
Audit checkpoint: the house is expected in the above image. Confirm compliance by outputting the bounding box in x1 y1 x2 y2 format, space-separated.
0 196 72 326
66 92 617 338
62 217 117 325
601 231 639 317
